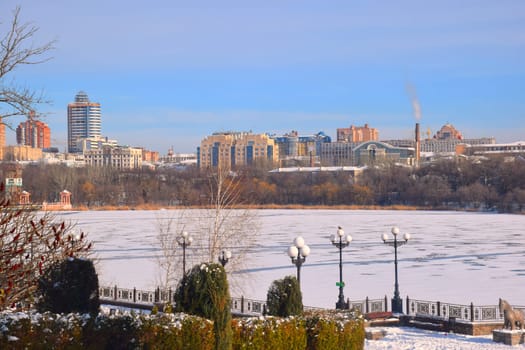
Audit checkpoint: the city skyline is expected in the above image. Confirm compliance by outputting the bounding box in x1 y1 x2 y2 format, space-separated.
1 0 524 154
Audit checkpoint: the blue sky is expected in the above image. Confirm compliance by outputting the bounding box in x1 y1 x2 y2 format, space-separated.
1 0 524 154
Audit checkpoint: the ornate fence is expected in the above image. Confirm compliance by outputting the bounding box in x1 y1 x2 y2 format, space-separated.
99 286 171 306
349 296 389 314
98 285 388 316
103 285 525 323
98 285 266 315
406 297 525 323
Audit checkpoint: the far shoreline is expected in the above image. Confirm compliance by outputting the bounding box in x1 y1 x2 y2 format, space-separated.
47 203 522 214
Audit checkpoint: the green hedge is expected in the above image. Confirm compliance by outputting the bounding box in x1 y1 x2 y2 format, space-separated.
232 317 307 350
0 312 215 350
232 312 364 350
305 312 365 350
0 310 364 350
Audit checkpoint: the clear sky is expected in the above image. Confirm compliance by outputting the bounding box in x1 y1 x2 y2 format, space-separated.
2 0 524 154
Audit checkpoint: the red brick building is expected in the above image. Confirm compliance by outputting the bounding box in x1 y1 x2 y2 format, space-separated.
16 113 51 148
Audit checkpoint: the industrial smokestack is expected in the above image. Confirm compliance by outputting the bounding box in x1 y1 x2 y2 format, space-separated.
415 123 421 165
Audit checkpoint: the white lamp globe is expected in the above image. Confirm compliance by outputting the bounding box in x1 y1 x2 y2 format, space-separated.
225 250 232 259
404 233 411 241
301 244 311 257
330 234 336 242
288 245 299 258
346 235 353 243
337 227 344 237
382 233 389 242
391 226 400 236
294 236 305 249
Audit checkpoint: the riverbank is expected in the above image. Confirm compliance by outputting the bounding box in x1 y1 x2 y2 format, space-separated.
61 203 459 212
48 203 520 214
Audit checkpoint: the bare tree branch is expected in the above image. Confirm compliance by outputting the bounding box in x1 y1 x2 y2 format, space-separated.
0 199 93 309
0 6 55 124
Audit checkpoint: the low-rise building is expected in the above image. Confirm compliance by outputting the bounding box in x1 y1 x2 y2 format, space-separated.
456 141 525 157
353 141 415 166
198 131 278 169
337 124 378 142
319 142 358 166
84 145 143 169
76 136 118 153
3 145 43 161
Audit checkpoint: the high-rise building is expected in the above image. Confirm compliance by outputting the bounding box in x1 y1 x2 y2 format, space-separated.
67 91 101 153
16 112 51 148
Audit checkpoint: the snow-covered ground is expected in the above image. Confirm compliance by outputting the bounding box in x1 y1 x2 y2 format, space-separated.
57 209 525 309
365 326 525 349
55 209 525 348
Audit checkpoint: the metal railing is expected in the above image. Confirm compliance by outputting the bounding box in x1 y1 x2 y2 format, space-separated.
406 297 525 323
99 285 266 315
98 285 388 316
349 296 389 314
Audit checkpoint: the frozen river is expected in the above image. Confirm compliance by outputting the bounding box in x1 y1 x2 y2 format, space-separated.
56 209 525 309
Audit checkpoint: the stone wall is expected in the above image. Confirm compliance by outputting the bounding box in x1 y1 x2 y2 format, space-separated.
400 315 503 336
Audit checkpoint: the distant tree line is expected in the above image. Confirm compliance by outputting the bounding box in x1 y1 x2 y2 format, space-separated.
2 155 525 213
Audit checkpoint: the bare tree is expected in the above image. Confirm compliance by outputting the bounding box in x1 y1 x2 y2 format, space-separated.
153 210 188 290
199 166 259 269
0 6 55 127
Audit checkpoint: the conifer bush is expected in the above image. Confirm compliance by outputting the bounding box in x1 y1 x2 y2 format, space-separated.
36 257 99 315
266 275 303 317
174 262 232 350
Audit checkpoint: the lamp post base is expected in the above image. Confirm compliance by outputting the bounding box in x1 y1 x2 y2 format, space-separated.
336 297 348 310
392 297 403 314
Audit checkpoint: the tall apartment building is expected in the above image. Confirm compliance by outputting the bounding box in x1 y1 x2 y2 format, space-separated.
337 124 378 143
67 91 101 153
16 113 51 148
198 131 278 169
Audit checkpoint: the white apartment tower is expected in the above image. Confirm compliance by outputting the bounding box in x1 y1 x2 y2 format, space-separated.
67 91 101 153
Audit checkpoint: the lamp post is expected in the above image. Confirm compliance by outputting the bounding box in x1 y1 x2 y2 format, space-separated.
382 226 411 314
218 250 232 266
177 231 193 276
287 236 310 288
330 226 352 310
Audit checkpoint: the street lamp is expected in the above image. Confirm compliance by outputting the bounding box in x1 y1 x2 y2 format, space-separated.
177 231 193 276
382 226 411 314
287 236 310 288
218 250 232 266
68 232 82 255
330 226 352 310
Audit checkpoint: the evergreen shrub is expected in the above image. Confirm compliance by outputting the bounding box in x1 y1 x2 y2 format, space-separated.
37 258 99 315
266 275 303 317
174 262 232 350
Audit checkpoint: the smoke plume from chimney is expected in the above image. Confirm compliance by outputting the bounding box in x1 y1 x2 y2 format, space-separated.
406 82 422 121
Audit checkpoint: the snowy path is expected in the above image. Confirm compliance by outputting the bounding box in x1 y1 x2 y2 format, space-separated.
365 327 525 349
